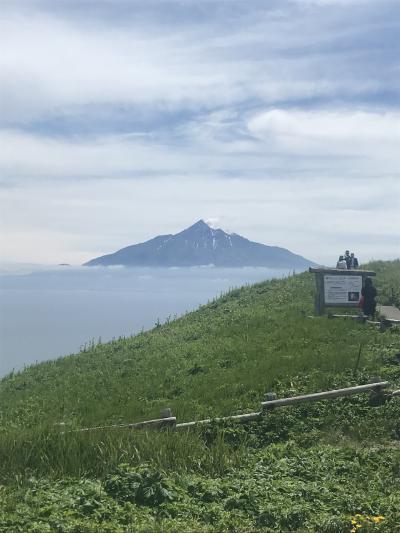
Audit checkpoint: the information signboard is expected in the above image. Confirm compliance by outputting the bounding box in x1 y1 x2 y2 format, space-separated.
324 275 362 305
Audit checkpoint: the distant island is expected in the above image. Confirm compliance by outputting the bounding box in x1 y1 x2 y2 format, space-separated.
84 220 315 269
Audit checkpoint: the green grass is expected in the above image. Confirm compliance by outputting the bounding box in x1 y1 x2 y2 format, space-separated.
0 272 394 431
0 261 399 531
367 259 400 307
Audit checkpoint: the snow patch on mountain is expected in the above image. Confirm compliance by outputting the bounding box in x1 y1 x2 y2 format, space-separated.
84 219 315 268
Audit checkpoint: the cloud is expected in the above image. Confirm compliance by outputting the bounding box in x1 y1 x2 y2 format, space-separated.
247 109 400 161
1 10 296 124
1 14 225 123
0 129 186 180
1 1 399 127
0 127 268 182
0 0 399 264
2 105 399 184
1 175 399 265
205 218 220 229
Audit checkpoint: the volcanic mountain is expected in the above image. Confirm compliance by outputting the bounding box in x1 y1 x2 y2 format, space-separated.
84 220 314 268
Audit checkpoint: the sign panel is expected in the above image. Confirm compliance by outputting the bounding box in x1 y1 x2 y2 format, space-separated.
324 275 362 305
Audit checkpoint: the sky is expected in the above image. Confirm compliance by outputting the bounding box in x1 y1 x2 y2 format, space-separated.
0 0 399 266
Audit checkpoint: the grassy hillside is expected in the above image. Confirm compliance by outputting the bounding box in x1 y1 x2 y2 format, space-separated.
366 259 400 306
0 263 399 532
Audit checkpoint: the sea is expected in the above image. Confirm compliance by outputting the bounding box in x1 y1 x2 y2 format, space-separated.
0 265 292 377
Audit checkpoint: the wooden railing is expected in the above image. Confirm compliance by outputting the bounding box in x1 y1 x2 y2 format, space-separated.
59 381 394 434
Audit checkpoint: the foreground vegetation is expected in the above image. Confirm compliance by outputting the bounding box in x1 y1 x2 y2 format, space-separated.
0 262 399 531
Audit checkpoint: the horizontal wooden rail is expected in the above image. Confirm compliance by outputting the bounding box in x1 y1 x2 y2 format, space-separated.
176 411 261 430
66 417 176 434
329 314 366 320
261 382 389 409
60 381 393 435
128 417 176 430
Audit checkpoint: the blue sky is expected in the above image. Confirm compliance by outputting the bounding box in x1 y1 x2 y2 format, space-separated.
1 0 399 265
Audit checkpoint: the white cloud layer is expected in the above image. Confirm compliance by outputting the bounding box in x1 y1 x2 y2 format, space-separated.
0 0 399 264
247 109 400 167
2 107 399 183
1 1 398 125
1 176 399 266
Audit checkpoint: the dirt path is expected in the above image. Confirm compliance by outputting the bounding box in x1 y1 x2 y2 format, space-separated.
378 305 400 321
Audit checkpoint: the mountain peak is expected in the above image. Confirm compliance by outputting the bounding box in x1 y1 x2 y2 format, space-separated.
179 219 215 237
84 220 315 268
188 219 211 230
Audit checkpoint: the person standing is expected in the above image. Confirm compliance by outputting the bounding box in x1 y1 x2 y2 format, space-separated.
361 277 377 317
344 250 351 269
350 253 359 269
336 255 348 269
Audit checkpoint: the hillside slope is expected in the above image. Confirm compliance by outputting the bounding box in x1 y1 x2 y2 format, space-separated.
2 267 395 430
0 261 399 532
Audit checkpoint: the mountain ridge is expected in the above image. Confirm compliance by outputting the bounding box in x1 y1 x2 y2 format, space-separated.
84 220 315 268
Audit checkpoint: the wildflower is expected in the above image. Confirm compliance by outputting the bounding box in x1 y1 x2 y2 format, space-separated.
371 515 385 524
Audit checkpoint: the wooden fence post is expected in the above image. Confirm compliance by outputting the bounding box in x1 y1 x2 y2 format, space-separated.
160 408 172 419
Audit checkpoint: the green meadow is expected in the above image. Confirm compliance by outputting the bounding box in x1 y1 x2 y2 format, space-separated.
0 262 399 532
